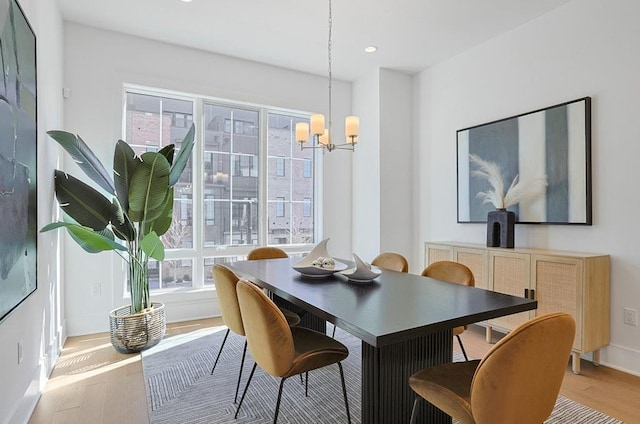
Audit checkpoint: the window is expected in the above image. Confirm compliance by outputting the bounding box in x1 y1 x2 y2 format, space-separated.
124 87 319 293
303 198 312 217
276 157 285 176
276 197 285 217
303 159 312 178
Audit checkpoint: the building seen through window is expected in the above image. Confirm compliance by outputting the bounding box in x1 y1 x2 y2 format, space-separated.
124 89 316 292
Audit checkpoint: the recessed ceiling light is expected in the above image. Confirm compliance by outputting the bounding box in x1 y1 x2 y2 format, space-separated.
364 46 377 53
181 0 192 3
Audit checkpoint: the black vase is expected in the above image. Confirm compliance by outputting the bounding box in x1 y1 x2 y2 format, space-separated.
486 209 515 248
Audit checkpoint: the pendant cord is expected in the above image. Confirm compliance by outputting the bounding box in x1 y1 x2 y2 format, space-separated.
327 0 332 138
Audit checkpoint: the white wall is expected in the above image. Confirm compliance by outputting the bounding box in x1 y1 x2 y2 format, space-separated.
0 0 63 423
416 0 640 375
61 23 354 335
352 69 413 266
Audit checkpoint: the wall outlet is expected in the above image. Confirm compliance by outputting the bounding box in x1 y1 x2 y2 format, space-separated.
623 307 638 326
18 340 23 364
91 282 102 296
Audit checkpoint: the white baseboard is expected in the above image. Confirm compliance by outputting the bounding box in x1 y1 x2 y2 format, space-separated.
597 343 640 377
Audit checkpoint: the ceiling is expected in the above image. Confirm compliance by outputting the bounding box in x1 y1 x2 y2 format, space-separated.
57 0 572 82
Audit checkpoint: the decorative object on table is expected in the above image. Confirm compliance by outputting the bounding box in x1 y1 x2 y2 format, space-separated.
292 238 348 278
340 254 381 283
457 97 592 225
469 153 547 248
40 125 195 352
294 0 360 153
0 0 37 323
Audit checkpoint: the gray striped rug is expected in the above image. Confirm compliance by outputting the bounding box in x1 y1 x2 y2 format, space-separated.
142 326 623 424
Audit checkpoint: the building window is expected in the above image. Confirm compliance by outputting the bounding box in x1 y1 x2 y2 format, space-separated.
303 159 312 178
125 87 318 293
276 157 285 176
276 197 285 217
303 198 312 217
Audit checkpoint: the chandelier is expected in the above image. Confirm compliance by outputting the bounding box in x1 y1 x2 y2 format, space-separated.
295 0 360 152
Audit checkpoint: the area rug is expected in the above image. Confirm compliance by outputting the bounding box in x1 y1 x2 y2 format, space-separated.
142 326 623 424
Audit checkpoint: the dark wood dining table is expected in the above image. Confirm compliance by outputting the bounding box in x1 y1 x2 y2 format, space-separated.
229 257 537 424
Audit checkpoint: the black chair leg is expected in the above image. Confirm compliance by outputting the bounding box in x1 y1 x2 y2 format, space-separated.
273 377 288 424
210 328 230 374
338 362 351 424
233 340 248 403
456 334 469 361
304 371 309 396
409 398 420 424
331 323 337 338
235 362 257 419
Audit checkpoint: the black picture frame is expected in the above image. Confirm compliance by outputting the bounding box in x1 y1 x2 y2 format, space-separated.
457 97 592 225
0 0 37 322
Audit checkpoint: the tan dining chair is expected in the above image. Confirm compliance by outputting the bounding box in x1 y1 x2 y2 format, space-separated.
234 279 351 423
421 260 475 361
247 246 289 260
371 252 409 273
408 312 575 424
210 265 300 403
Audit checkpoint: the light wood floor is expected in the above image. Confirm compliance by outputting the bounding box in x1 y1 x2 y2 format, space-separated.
29 319 640 424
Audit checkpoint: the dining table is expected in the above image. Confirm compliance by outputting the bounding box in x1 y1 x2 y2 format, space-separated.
229 257 537 424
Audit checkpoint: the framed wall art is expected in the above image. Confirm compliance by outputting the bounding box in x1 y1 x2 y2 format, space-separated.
0 0 37 322
457 97 592 225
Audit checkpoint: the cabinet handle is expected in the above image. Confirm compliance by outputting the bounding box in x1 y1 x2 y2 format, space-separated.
530 289 535 300
524 288 529 298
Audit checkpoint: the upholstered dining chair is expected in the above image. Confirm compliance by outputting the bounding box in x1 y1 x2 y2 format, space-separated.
408 312 575 424
371 252 409 273
247 246 289 260
421 260 475 361
210 265 300 403
235 279 351 423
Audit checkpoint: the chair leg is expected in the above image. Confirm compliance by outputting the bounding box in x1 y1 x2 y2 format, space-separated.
233 340 248 403
234 362 257 419
305 371 309 397
331 324 337 338
456 334 469 361
273 377 288 424
210 328 230 375
337 362 351 424
409 398 420 424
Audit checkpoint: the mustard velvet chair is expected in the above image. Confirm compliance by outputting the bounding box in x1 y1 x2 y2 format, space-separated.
371 252 409 273
421 260 475 361
247 246 289 260
210 265 300 403
235 279 351 423
408 312 575 424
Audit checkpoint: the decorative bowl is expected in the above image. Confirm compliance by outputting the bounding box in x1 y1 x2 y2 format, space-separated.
292 238 348 278
339 253 381 283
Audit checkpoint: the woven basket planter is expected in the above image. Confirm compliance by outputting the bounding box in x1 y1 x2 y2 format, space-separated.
109 302 166 353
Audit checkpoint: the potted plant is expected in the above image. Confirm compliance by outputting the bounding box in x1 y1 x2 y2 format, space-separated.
41 125 195 352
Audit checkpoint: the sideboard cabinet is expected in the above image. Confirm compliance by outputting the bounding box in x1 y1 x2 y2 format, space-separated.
425 242 610 374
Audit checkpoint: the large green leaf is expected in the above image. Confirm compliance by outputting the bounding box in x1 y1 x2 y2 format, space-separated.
141 231 165 261
110 199 136 241
47 130 115 194
169 124 195 186
128 152 171 223
40 222 127 253
158 144 175 165
113 140 139 215
54 170 113 230
148 189 174 237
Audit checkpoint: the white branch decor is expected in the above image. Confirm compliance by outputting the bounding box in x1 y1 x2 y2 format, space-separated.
469 154 548 210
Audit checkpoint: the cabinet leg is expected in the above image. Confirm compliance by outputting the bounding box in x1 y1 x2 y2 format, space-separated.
571 352 581 374
485 326 493 343
593 349 600 367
